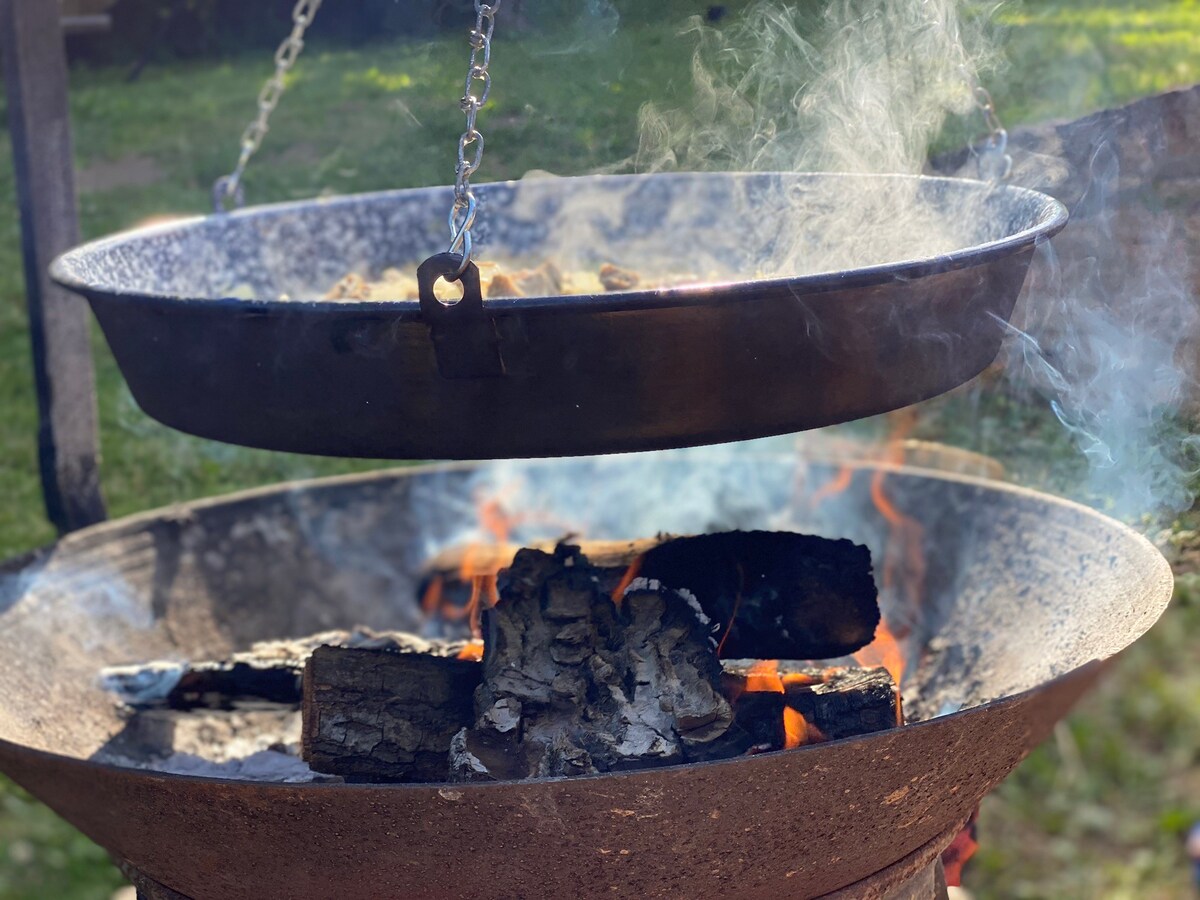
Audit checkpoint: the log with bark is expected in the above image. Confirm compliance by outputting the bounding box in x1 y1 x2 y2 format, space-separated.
422 531 880 659
302 644 480 783
100 629 465 710
449 544 752 782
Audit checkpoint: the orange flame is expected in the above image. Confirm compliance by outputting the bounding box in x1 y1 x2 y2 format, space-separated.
715 562 746 658
781 671 822 688
420 494 520 633
783 707 807 749
941 813 980 887
478 497 513 543
420 574 446 617
853 620 905 688
744 660 785 694
809 465 854 508
810 411 926 690
610 554 645 607
457 640 485 662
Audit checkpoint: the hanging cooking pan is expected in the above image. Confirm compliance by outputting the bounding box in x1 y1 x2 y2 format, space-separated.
51 171 1066 459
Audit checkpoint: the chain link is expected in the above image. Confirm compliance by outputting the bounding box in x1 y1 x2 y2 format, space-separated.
447 0 502 278
958 69 1012 183
922 0 1012 183
213 0 324 212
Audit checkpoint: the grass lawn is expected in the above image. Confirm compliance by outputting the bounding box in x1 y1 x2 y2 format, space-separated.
0 1 1198 896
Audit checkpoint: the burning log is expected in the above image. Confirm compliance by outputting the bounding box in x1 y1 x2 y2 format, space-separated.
422 531 880 660
449 545 752 781
302 645 480 783
100 630 467 710
723 661 902 745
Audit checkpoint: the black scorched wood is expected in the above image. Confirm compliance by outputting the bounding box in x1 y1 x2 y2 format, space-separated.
723 662 902 744
423 532 880 660
637 532 879 659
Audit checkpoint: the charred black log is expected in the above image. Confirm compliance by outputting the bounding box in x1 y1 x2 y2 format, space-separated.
723 661 901 746
732 691 786 751
422 531 880 660
638 532 879 659
783 667 902 740
302 645 480 783
168 661 302 709
450 545 751 782
100 630 466 711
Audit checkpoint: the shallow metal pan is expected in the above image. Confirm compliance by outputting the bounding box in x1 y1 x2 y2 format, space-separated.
52 173 1065 458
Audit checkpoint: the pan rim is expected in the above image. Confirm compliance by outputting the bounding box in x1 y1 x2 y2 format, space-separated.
50 171 1068 315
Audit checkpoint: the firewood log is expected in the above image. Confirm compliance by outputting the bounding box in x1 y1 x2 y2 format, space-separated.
450 545 753 782
301 645 480 783
421 531 880 660
722 661 902 744
101 630 467 711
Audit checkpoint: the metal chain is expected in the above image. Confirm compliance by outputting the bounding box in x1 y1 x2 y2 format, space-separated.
965 76 1013 183
446 0 502 278
921 0 1012 183
213 0 324 213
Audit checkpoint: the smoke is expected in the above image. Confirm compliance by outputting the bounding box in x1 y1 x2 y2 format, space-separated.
983 146 1200 520
531 0 621 57
629 0 1200 526
634 0 991 178
614 0 1006 298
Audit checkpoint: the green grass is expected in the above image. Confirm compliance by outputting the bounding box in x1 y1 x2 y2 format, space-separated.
0 2 1198 896
969 568 1200 900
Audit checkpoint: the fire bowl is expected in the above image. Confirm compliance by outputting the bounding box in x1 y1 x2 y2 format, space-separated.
51 173 1066 459
0 455 1169 899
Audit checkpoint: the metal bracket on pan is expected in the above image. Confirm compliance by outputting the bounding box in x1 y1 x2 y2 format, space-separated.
418 252 506 379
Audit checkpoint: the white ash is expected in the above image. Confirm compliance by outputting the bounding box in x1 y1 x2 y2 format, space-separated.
448 729 489 779
100 750 323 784
623 577 711 626
99 662 186 705
93 704 330 784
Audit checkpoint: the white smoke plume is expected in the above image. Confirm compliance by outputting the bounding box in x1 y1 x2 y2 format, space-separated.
631 0 1200 525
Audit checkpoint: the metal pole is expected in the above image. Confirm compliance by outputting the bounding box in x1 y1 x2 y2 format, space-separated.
0 0 106 533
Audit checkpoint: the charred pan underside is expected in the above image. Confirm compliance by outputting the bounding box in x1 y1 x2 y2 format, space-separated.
0 457 1171 900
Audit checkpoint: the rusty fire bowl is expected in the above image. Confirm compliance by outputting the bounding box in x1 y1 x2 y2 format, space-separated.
0 456 1172 899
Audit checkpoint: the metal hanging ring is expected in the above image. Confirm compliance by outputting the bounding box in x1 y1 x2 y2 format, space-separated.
212 175 246 214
